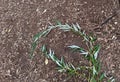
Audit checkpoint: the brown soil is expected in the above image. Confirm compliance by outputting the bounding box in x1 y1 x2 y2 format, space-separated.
0 0 120 82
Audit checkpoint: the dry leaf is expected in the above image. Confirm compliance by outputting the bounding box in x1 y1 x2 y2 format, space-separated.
45 58 48 65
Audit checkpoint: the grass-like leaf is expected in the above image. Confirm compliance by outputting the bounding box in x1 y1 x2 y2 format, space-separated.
99 73 105 81
31 22 115 82
30 28 52 58
68 45 88 56
93 45 101 59
90 77 96 82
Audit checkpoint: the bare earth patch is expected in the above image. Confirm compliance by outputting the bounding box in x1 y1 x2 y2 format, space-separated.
0 0 120 82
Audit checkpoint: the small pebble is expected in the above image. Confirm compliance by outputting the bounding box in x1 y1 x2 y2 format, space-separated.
114 22 118 25
112 35 117 40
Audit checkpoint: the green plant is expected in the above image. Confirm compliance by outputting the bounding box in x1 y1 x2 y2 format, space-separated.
31 22 115 82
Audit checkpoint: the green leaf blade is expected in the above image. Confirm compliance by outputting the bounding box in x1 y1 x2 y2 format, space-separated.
93 45 101 59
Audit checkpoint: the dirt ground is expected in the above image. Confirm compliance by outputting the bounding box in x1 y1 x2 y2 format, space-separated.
0 0 120 82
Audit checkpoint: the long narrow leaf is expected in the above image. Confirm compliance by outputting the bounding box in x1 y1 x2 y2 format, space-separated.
93 45 101 59
68 45 88 56
72 24 78 32
76 23 81 30
30 42 37 58
99 73 105 81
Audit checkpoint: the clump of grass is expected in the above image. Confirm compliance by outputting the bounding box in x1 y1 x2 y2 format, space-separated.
31 22 115 82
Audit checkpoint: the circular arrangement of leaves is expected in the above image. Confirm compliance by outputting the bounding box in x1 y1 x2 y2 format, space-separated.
31 22 115 82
